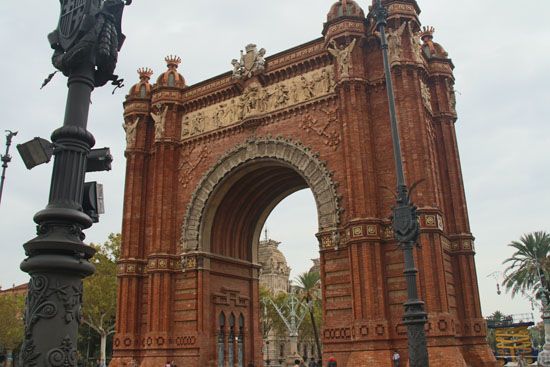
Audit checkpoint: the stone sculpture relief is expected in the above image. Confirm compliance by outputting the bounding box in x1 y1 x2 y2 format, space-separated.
231 44 267 80
328 38 357 77
375 21 407 64
446 79 457 112
420 80 433 114
123 116 140 147
178 145 210 188
408 22 424 64
151 104 169 141
180 66 335 140
299 106 341 150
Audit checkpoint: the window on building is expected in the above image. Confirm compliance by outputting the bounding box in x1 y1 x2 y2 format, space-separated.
168 73 175 87
218 312 226 367
228 313 235 367
238 313 244 367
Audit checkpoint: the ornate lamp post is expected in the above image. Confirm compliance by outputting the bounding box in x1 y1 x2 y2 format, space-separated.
268 293 308 364
373 1 429 366
19 1 131 365
0 130 17 206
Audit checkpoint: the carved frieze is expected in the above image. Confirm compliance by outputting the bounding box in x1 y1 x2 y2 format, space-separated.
180 67 336 140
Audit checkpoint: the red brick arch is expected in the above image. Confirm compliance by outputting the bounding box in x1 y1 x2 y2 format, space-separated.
180 137 341 257
113 2 497 366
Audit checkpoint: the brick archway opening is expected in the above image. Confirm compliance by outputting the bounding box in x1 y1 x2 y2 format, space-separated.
181 137 341 257
203 160 308 262
179 138 340 366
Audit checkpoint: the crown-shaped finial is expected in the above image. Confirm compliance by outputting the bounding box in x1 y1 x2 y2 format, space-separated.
420 26 435 41
137 67 154 80
165 55 182 69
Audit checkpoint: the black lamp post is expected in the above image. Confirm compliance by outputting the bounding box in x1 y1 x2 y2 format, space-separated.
373 1 429 366
0 130 18 206
19 1 130 365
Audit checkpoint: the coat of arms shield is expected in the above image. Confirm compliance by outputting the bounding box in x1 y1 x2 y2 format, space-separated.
57 0 92 50
242 46 258 72
392 205 419 243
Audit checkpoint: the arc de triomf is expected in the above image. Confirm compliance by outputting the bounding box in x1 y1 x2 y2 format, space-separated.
112 1 497 366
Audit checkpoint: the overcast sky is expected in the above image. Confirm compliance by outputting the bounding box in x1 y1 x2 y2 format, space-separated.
0 1 549 321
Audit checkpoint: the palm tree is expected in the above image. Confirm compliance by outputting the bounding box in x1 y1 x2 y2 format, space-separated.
295 270 322 361
502 231 550 301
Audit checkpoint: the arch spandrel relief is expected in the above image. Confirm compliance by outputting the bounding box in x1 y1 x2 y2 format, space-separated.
180 66 336 141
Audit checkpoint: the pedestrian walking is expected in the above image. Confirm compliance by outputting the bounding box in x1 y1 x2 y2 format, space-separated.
392 350 401 367
327 357 337 367
308 357 316 367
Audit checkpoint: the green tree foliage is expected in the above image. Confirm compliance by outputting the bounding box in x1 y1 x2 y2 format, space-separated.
294 271 322 359
502 231 550 300
82 233 120 364
0 293 25 366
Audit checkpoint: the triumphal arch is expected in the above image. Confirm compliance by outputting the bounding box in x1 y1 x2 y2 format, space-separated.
112 1 497 366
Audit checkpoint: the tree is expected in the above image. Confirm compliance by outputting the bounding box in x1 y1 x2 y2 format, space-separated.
0 293 24 367
502 231 550 301
295 271 322 361
82 233 120 364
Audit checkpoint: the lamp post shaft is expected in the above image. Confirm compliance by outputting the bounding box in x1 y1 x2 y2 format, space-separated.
373 1 429 366
0 130 17 206
19 58 96 367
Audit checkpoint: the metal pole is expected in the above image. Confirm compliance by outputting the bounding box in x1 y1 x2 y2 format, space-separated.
0 130 18 206
373 1 429 366
19 2 130 366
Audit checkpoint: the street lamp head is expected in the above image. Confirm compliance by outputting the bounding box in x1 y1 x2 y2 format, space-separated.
16 137 53 169
86 147 113 172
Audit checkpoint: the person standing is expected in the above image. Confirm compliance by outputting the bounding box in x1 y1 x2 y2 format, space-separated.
327 357 337 367
392 351 401 367
308 357 317 367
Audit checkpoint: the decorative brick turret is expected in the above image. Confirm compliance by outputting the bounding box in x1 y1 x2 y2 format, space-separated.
155 55 186 88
